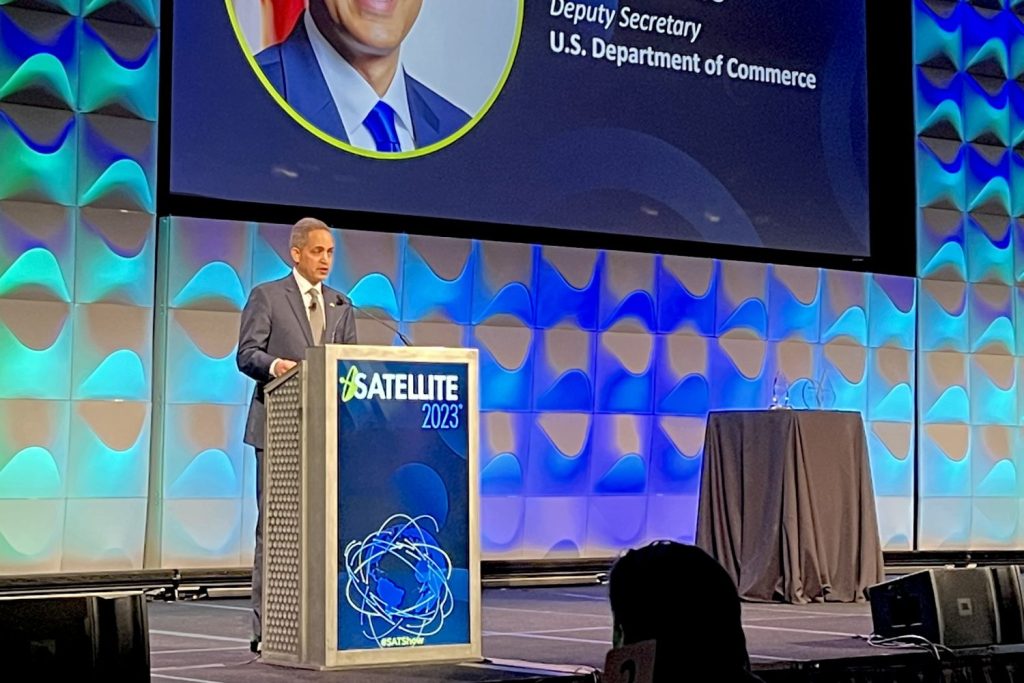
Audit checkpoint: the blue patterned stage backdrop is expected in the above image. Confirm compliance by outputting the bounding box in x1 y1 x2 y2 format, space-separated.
336 360 470 651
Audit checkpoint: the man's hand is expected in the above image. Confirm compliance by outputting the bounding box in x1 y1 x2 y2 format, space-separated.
271 359 298 378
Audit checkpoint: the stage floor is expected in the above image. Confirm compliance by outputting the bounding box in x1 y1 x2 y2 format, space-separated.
147 584 896 682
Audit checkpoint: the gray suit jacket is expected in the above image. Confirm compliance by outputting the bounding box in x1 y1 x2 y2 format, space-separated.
237 274 357 449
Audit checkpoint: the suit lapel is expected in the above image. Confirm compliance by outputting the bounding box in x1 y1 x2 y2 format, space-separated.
323 288 341 344
405 76 441 148
281 19 349 142
282 277 315 347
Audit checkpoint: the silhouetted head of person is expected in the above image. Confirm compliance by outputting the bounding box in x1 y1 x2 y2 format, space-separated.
608 541 753 681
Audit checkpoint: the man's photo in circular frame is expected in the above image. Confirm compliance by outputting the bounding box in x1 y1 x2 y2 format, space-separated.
228 0 524 159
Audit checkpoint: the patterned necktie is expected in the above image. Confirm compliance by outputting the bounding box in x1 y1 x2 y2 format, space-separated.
308 289 325 345
363 100 402 152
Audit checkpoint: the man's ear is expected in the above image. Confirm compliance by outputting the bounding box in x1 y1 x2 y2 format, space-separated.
290 246 301 265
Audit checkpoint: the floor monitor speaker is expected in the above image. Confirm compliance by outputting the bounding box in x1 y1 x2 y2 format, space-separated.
868 568 999 648
0 591 149 680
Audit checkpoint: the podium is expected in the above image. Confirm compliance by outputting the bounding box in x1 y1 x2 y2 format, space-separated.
260 344 480 669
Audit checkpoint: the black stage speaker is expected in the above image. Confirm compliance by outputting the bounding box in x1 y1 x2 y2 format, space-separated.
990 565 1024 644
0 591 149 680
868 567 1004 648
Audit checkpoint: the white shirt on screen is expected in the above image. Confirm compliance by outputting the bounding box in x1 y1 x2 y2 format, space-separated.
304 11 416 152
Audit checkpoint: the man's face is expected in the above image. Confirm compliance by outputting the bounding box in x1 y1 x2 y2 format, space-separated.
291 228 335 285
324 0 423 55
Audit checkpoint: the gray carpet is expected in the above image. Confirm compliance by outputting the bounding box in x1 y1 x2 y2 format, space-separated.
148 585 888 682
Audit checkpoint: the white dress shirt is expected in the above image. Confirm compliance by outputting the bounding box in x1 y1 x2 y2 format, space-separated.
270 269 325 377
304 11 416 152
292 267 323 320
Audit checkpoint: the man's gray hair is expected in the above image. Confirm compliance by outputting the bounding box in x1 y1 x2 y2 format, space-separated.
290 217 331 250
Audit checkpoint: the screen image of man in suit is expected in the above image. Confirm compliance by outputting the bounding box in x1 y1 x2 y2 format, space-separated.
256 0 471 153
236 217 357 652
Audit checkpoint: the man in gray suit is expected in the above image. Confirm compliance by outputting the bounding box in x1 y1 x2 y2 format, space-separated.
236 217 357 653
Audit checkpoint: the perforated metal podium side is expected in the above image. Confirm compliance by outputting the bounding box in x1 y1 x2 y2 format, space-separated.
262 347 331 669
262 366 304 660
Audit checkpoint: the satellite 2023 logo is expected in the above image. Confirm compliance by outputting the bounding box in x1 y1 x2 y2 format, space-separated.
338 365 460 403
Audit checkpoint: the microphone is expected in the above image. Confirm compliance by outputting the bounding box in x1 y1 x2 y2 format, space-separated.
332 293 411 346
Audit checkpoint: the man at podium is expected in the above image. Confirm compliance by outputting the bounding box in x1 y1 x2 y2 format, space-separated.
236 217 358 653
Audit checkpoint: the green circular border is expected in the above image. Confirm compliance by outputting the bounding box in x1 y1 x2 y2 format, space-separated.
225 1 525 160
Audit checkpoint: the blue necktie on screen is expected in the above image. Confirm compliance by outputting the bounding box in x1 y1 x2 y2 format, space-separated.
363 101 402 152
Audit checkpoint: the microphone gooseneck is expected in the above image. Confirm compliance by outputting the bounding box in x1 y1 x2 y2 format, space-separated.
335 294 411 346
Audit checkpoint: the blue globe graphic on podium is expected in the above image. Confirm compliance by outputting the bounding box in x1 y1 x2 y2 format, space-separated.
344 514 454 646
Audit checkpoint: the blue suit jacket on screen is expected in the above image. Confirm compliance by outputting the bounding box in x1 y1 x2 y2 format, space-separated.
256 18 471 147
